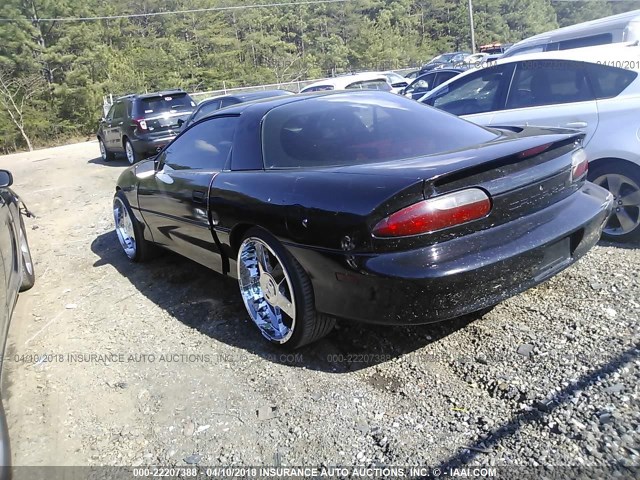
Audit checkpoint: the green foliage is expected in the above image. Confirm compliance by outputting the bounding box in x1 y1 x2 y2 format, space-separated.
0 0 638 152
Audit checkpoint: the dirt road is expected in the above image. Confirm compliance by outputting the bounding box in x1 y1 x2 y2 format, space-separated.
1 141 638 469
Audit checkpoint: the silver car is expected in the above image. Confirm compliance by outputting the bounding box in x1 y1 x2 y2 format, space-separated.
420 43 640 242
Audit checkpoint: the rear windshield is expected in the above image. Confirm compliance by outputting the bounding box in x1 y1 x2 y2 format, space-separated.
138 93 195 116
262 93 498 168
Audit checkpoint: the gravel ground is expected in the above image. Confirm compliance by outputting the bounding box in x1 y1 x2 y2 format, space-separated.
0 141 638 472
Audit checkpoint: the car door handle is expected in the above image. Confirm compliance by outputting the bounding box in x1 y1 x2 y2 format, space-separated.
192 190 206 203
565 121 588 129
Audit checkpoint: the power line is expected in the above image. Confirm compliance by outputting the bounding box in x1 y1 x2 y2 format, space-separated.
0 0 355 23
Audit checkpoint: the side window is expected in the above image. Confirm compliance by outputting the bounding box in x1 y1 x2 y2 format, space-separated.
505 44 545 58
428 64 512 116
434 71 458 87
558 33 612 50
506 60 594 109
407 75 432 94
112 102 126 120
586 63 637 99
162 116 239 171
105 105 115 122
193 100 222 122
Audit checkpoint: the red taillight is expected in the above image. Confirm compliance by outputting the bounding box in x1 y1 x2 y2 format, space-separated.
372 188 492 237
517 142 553 159
133 118 148 131
571 148 588 181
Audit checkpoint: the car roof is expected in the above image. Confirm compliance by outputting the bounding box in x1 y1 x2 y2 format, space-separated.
511 9 640 48
198 89 292 105
301 72 389 91
235 89 293 101
197 90 396 122
116 89 187 101
494 41 640 70
415 68 464 79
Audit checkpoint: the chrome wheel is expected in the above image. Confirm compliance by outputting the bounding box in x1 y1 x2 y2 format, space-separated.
237 237 296 343
593 172 640 236
113 197 137 258
125 141 136 165
99 139 107 161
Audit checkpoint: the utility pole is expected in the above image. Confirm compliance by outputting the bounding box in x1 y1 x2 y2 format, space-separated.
468 0 476 53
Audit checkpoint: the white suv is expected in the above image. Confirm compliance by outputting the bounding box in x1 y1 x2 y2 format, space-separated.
420 43 640 242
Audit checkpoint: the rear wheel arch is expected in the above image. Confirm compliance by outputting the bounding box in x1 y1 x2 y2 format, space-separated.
588 157 640 176
229 223 256 257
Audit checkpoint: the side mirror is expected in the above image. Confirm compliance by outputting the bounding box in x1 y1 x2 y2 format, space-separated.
0 170 13 188
177 118 184 127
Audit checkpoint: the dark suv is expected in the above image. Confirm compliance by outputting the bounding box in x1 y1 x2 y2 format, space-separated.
97 90 196 164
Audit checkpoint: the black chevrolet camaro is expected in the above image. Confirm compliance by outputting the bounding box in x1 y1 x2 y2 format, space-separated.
114 91 613 348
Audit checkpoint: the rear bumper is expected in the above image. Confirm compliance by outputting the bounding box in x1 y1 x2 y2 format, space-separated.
288 182 613 325
131 135 176 155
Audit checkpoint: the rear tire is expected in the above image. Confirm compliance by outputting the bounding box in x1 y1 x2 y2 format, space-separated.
113 191 155 262
18 217 35 292
237 228 335 349
124 138 141 165
589 160 640 243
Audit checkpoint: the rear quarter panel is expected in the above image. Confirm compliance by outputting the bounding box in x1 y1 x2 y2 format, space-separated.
209 170 423 276
589 92 640 167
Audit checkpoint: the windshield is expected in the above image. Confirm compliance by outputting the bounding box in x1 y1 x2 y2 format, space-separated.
262 92 497 168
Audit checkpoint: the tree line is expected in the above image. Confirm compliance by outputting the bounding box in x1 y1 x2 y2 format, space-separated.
0 0 638 153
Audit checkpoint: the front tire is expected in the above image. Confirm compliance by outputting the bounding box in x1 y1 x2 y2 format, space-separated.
98 138 114 162
237 228 335 349
113 191 154 262
124 138 141 165
18 217 35 292
589 160 640 243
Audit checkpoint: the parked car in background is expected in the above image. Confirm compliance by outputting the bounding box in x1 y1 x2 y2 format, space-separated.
0 169 35 472
404 70 421 80
461 52 491 67
502 9 640 59
112 90 611 348
181 90 293 129
402 68 464 100
419 52 469 73
97 90 196 164
478 43 513 55
299 73 391 93
375 71 411 93
420 43 640 242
